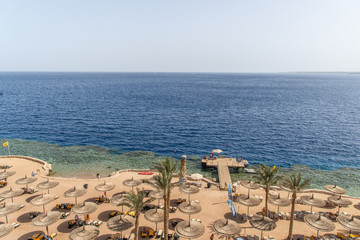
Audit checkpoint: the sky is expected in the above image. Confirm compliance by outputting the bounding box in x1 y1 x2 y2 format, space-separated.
1 0 360 72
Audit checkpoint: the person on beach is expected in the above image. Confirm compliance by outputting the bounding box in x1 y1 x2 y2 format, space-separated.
31 172 35 177
210 234 214 240
96 173 100 180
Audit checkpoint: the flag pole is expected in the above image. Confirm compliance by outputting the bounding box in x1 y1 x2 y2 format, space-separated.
7 144 10 156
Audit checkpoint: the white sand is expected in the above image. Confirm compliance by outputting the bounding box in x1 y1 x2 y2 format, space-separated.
1 156 359 240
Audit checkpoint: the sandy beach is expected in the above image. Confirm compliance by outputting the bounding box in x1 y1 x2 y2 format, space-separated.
1 156 359 240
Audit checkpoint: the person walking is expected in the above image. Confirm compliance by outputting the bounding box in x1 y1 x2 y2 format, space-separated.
210 234 214 240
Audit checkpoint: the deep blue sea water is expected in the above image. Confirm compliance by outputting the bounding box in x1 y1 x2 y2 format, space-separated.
2 72 360 196
0 72 360 170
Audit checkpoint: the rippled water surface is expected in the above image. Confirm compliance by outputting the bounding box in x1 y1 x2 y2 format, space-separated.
0 73 359 194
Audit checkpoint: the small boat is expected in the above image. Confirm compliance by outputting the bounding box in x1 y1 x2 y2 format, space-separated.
138 172 154 175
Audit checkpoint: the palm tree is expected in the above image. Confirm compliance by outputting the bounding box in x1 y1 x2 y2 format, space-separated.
147 158 178 240
282 172 311 240
253 164 280 217
121 188 154 240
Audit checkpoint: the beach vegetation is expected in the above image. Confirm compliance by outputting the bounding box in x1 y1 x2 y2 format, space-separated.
282 172 311 240
119 188 154 240
253 164 280 217
147 158 179 240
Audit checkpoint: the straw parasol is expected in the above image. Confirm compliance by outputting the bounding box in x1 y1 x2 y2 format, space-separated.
64 186 87 204
179 184 200 202
110 193 125 212
71 202 98 220
107 215 135 238
300 194 325 213
144 208 164 231
0 202 21 223
149 191 163 206
15 175 37 189
30 193 56 213
236 194 261 215
328 195 353 214
304 213 335 237
175 220 205 239
179 201 202 215
240 180 260 195
37 179 59 194
324 185 346 195
280 185 292 198
250 215 276 240
213 219 242 239
95 181 115 197
32 211 61 235
179 201 202 224
0 187 24 203
337 215 360 233
268 193 291 214
123 177 141 192
0 224 13 238
0 171 16 179
69 225 100 240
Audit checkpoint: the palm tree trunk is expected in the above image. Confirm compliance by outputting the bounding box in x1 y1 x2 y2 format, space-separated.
265 188 269 217
135 213 140 240
163 194 169 240
287 192 296 240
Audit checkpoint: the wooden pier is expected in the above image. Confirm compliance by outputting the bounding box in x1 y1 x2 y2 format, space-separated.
201 157 248 190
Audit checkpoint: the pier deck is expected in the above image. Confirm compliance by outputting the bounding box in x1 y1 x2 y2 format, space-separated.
201 157 248 190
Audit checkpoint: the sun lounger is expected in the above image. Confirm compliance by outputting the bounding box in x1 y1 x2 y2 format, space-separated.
194 200 200 204
50 233 57 238
54 195 59 200
12 222 20 228
129 233 135 240
157 229 163 238
19 204 25 209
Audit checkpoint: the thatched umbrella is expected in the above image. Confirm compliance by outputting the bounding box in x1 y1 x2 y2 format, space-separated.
179 184 200 202
190 173 203 181
324 185 346 195
236 194 261 215
280 185 292 198
107 215 135 238
250 215 276 240
64 186 87 204
0 202 21 223
300 194 325 213
71 202 98 221
268 193 291 214
328 195 353 214
179 200 202 232
175 220 205 239
32 211 61 235
0 224 13 238
149 190 163 206
144 208 164 231
337 215 360 233
30 193 56 213
240 180 260 195
15 175 37 189
304 213 335 237
0 171 16 179
110 193 125 212
0 187 24 203
37 179 59 194
69 225 100 240
212 219 242 240
123 177 141 192
95 181 115 197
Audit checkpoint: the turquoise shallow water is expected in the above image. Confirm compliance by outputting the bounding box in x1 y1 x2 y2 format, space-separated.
1 139 360 197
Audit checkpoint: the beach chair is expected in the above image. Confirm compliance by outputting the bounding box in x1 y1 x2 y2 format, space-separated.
129 233 135 240
50 233 57 239
149 229 155 238
157 230 163 238
12 222 20 228
141 228 147 238
336 233 348 240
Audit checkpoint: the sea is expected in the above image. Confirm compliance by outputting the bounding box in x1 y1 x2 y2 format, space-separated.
1 72 360 195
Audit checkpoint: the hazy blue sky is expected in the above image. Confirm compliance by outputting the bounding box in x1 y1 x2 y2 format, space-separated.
1 1 359 72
